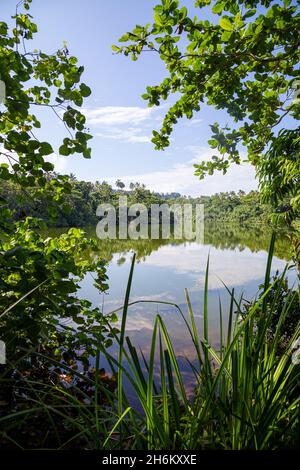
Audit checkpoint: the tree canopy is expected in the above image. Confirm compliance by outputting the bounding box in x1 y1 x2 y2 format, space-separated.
0 0 112 365
0 0 92 212
114 0 300 224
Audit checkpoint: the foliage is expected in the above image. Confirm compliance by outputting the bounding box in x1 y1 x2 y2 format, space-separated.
0 0 92 210
1 177 274 227
196 190 272 223
0 1 299 451
0 341 119 449
0 0 114 427
1 240 299 449
98 243 300 450
257 127 300 224
0 219 110 356
248 272 300 354
114 0 300 227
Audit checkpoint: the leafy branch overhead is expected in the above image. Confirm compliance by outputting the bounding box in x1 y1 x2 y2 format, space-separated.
0 1 112 367
0 0 92 214
114 0 300 229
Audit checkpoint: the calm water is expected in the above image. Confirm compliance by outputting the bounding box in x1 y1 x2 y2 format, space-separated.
78 224 296 383
51 223 297 396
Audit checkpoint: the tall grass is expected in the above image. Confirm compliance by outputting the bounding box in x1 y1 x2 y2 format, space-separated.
1 235 299 449
100 233 300 450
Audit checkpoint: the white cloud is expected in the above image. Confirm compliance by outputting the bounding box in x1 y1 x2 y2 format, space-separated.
92 245 295 342
83 106 153 126
96 127 151 144
83 105 158 144
106 147 258 196
141 244 288 290
186 146 216 163
185 118 203 127
46 152 69 173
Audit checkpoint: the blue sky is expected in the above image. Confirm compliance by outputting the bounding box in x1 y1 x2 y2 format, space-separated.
1 0 258 195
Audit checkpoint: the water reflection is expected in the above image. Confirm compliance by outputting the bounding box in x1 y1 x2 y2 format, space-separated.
78 223 295 353
47 223 295 360
62 222 296 403
79 222 292 264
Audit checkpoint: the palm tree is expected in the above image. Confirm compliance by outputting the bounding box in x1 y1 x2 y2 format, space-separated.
115 179 125 190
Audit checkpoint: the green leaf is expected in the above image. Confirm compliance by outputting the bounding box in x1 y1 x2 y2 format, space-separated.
59 145 70 156
40 142 53 156
42 161 54 171
154 12 163 26
179 6 187 20
243 8 256 19
208 138 218 148
80 83 91 97
221 31 232 41
220 17 234 31
83 147 91 158
234 12 242 27
212 2 224 14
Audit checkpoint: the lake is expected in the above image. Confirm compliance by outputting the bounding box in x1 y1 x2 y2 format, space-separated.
50 223 297 398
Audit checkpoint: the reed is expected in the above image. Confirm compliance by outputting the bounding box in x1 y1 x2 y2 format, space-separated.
100 233 300 449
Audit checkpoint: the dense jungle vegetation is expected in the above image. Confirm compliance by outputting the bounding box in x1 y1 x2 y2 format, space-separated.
1 177 272 226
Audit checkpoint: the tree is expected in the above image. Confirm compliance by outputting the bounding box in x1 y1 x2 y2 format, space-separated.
114 0 300 231
69 172 77 181
97 180 113 202
257 126 300 269
257 127 300 222
0 1 112 374
115 178 125 190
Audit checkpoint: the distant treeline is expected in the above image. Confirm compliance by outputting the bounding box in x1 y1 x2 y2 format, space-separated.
1 176 272 227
